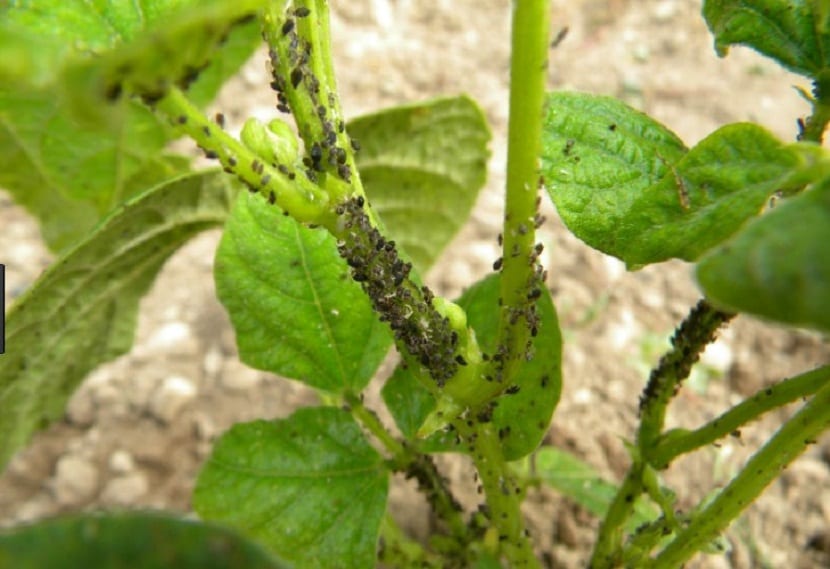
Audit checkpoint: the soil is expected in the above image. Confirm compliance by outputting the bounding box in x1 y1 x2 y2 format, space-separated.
1 1 829 568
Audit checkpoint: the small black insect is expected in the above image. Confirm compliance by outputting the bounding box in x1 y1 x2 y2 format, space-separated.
294 6 310 17
268 191 276 204
290 67 303 89
505 385 520 395
493 257 503 271
215 112 226 128
282 19 295 35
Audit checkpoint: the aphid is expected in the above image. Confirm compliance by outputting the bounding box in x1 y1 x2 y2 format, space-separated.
518 223 528 235
268 191 276 204
105 82 123 101
202 125 211 137
505 385 521 395
356 195 365 208
277 103 291 114
261 175 271 185
204 150 218 159
497 232 503 246
338 163 351 181
455 355 467 366
177 115 187 125
608 123 617 131
550 26 569 49
310 142 323 164
214 112 226 128
493 257 503 271
228 156 237 167
294 6 310 17
350 138 361 151
282 19 295 35
562 138 575 156
290 67 303 89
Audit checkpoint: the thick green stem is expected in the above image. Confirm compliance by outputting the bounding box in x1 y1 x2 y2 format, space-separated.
652 380 830 568
650 365 830 468
464 0 550 412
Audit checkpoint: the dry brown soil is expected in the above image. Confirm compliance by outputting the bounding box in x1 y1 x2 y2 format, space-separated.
1 1 829 568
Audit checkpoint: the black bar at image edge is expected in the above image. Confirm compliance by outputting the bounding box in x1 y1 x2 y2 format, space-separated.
1 263 4 354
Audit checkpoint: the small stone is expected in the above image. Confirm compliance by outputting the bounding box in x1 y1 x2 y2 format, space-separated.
146 321 194 352
149 375 197 423
52 455 99 505
203 347 224 380
220 360 261 392
701 339 734 374
100 473 149 505
65 393 96 426
108 450 135 474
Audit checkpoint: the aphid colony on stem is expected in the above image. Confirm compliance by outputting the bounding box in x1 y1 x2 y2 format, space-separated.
334 196 462 386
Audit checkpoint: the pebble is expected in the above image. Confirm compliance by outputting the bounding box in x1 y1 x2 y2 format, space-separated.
149 375 197 423
220 360 262 392
65 392 96 426
52 455 99 505
146 321 195 353
100 472 149 505
108 450 135 474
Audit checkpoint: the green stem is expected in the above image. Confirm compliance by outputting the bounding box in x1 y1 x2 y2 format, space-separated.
379 514 443 568
649 365 830 468
467 0 550 410
456 419 541 568
638 300 733 448
589 465 646 568
652 379 830 568
800 73 830 144
345 393 470 547
154 87 332 225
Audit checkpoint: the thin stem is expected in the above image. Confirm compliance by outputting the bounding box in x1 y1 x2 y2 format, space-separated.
378 514 443 568
455 419 541 568
344 392 470 548
649 365 830 468
799 75 830 144
153 87 332 225
638 299 733 448
589 465 646 568
652 379 830 568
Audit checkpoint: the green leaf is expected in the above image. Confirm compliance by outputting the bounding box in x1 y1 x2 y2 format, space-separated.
382 273 562 460
0 171 236 471
0 0 263 106
542 92 798 267
215 193 392 393
194 407 388 569
697 179 830 332
0 0 264 252
702 0 830 78
349 96 491 274
520 447 657 532
0 89 177 251
0 512 289 569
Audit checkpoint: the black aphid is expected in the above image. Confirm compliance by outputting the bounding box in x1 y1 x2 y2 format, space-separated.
282 19 295 35
215 112 226 128
291 67 303 89
294 6 310 17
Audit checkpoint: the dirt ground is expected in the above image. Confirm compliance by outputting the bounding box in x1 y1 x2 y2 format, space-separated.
1 1 829 567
